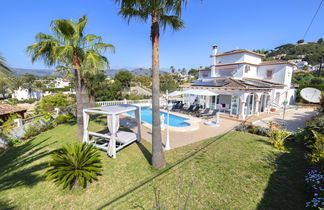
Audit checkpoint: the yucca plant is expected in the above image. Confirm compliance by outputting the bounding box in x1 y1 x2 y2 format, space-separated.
269 129 291 151
46 142 103 189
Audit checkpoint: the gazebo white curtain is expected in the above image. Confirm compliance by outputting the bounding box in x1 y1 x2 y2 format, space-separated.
107 115 120 158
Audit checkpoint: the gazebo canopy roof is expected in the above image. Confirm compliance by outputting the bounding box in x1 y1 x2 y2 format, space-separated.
84 104 138 115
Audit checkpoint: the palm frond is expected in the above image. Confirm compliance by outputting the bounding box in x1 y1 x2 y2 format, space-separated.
160 15 184 31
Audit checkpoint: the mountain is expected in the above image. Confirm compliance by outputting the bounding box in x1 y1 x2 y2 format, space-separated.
12 68 54 77
11 67 169 78
105 68 168 77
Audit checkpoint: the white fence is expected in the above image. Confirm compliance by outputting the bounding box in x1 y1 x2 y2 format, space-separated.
96 99 152 106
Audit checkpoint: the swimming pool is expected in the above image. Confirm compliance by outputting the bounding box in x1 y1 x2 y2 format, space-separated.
127 107 190 127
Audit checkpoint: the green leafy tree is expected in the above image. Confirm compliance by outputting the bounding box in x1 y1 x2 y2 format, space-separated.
115 0 187 169
132 75 151 88
114 70 133 89
188 68 198 80
35 93 74 113
297 39 304 44
94 80 123 101
27 16 114 140
160 74 178 92
46 142 103 189
170 66 175 73
318 38 324 44
181 68 186 75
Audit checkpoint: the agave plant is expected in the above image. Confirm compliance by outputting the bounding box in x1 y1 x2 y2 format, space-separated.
46 142 103 189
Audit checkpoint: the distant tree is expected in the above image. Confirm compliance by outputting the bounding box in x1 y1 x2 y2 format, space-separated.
292 72 315 85
318 38 324 44
132 75 151 88
297 39 304 44
94 80 123 101
253 49 269 55
170 66 175 73
0 78 10 98
181 68 186 75
160 74 178 93
114 70 133 89
188 68 199 80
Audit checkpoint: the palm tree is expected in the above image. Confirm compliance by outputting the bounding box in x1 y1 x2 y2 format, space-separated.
0 53 12 76
115 0 187 169
27 16 114 140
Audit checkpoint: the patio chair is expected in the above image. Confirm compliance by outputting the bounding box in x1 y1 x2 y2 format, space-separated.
190 105 200 115
196 108 210 117
181 105 195 114
172 103 184 112
202 109 219 119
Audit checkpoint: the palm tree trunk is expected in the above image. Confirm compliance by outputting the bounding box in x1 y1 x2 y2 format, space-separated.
73 56 84 141
151 16 166 169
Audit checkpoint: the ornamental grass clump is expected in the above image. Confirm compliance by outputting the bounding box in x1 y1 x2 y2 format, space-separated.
46 142 103 189
269 129 291 151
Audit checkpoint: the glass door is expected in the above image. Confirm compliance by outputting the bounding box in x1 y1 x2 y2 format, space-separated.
231 96 239 116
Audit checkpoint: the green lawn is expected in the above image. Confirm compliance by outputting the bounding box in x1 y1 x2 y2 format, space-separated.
0 121 308 209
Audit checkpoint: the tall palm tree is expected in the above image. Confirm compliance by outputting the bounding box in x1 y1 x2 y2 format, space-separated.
115 0 187 169
27 16 114 140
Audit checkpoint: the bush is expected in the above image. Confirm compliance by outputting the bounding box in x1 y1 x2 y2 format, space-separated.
46 142 103 189
23 125 40 140
54 114 74 124
235 124 271 137
35 93 74 114
269 129 291 151
307 131 324 168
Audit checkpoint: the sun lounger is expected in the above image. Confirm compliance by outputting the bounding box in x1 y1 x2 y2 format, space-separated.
190 105 200 115
202 109 219 118
196 108 210 117
181 105 195 113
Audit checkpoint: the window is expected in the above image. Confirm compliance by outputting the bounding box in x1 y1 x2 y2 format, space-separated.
202 71 209 78
266 69 273 79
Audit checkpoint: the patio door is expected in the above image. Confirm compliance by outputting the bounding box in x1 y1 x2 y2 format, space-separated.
245 93 256 116
230 96 239 116
259 94 266 113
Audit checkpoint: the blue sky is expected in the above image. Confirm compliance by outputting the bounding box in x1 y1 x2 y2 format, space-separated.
0 0 323 71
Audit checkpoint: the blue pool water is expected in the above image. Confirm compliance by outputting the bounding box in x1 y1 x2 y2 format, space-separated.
128 107 190 127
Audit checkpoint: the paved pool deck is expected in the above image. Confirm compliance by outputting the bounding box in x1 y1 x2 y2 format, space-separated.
121 114 241 149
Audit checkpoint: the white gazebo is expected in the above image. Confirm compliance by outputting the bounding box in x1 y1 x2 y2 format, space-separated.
83 104 141 158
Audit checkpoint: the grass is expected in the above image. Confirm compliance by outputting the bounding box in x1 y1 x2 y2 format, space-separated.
0 120 308 209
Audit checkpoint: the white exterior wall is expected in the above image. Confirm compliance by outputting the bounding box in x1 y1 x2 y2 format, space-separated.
216 53 244 64
242 64 258 78
257 64 292 85
13 88 43 100
243 54 262 64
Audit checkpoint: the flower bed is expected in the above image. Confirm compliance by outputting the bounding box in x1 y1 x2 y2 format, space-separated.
305 168 324 208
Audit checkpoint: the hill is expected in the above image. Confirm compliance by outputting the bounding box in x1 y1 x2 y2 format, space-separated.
261 39 324 65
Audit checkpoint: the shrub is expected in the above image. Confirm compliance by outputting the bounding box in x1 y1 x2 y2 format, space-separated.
23 125 40 140
54 114 74 124
35 93 74 114
234 124 271 137
45 142 103 189
307 131 324 168
269 129 291 151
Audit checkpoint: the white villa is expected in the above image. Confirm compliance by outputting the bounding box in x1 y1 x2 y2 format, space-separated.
54 78 70 88
181 45 297 120
12 88 43 100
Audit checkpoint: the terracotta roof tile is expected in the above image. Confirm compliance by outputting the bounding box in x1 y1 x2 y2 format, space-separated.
0 104 27 116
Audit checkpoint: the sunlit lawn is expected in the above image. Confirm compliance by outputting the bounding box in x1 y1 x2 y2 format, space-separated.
0 119 308 209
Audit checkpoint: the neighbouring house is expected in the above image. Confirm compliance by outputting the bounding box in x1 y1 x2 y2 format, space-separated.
181 45 297 120
0 104 27 124
12 88 43 100
54 78 70 88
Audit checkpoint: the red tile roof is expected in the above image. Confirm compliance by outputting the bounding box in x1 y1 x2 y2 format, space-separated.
0 104 27 116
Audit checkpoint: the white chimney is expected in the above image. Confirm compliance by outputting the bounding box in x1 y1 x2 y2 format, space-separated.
211 44 218 77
